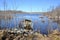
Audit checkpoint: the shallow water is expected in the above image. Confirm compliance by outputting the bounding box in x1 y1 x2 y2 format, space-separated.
0 13 58 34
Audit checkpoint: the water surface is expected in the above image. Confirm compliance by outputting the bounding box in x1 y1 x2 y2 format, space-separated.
0 13 58 34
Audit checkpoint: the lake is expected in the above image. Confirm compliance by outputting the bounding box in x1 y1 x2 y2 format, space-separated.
0 13 58 35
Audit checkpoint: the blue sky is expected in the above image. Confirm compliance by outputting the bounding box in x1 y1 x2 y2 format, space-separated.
0 0 60 12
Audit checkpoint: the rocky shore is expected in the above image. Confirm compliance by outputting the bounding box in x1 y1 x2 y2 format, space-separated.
0 29 60 40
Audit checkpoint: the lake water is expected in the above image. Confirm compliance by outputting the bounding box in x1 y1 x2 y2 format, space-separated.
0 13 58 34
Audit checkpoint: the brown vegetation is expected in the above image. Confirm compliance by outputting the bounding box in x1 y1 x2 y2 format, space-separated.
43 6 60 24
